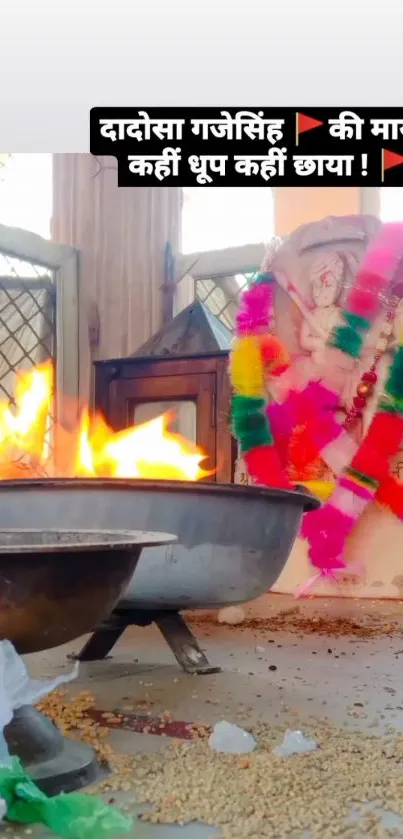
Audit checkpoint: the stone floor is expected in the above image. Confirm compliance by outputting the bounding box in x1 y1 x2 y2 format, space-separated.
9 594 403 837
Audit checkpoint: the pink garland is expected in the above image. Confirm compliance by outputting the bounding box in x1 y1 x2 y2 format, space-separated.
236 279 274 335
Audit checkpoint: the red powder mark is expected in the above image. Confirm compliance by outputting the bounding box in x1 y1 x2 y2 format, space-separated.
87 708 199 739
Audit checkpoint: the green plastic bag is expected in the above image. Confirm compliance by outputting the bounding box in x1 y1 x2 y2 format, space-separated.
0 757 132 838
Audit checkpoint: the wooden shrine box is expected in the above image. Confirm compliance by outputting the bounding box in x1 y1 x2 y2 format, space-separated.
94 301 235 483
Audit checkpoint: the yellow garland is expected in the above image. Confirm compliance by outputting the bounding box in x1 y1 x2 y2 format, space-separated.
300 481 335 502
230 336 265 397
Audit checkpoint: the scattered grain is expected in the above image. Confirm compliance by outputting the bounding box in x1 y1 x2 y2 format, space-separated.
130 718 403 838
36 688 403 837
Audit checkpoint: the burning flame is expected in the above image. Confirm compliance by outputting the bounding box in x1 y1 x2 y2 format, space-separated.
0 362 210 482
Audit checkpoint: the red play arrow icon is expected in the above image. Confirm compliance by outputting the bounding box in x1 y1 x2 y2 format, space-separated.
296 112 324 145
382 148 403 182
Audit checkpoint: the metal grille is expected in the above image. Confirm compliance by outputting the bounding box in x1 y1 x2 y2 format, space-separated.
196 271 258 331
0 251 56 469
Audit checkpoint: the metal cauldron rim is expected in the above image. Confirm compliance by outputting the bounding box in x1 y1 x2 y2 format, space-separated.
0 477 320 512
0 528 177 554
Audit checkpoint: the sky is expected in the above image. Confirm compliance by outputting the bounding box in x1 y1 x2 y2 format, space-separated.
0 155 401 249
0 154 52 238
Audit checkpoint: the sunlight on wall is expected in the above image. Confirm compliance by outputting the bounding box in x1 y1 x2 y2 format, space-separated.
0 154 52 239
181 187 273 253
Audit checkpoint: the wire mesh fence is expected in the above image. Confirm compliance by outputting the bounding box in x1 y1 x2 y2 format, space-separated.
195 270 258 331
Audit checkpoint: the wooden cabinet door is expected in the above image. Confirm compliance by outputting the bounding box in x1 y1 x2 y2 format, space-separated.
108 372 217 478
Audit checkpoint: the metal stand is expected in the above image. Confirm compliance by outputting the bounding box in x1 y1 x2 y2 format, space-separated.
73 609 221 675
4 705 99 796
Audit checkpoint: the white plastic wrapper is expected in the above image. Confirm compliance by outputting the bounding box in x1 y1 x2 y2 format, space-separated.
273 729 317 757
0 640 79 762
208 721 256 754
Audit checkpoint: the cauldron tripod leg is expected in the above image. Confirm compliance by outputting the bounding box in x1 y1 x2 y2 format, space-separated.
70 613 130 662
71 609 221 675
154 612 221 675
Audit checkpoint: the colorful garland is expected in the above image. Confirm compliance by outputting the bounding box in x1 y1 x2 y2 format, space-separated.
300 317 403 591
230 273 292 489
230 223 403 594
301 225 403 585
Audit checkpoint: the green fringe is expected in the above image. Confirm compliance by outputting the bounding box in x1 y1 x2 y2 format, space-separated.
377 399 403 416
239 429 273 455
234 413 271 445
231 394 273 453
231 394 266 417
233 410 268 437
255 272 273 285
345 466 378 490
385 346 403 403
344 311 372 333
330 324 363 358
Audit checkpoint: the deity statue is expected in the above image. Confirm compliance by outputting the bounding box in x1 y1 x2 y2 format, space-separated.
299 250 345 367
233 215 396 487
270 218 397 440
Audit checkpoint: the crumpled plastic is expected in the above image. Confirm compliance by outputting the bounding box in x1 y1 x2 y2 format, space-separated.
0 757 132 838
0 639 79 740
0 641 132 836
208 721 256 754
273 729 317 757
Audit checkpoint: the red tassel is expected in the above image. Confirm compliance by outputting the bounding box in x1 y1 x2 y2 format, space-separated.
376 476 403 519
245 444 292 489
260 335 290 377
288 424 320 476
367 412 403 457
273 432 291 469
350 441 389 484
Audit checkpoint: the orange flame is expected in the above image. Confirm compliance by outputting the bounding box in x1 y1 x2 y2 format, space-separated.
0 362 210 482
